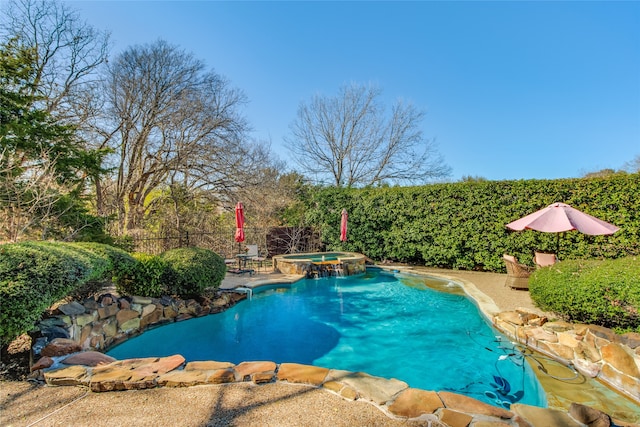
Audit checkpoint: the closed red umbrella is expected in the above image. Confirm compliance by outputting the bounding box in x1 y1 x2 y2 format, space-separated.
340 209 348 242
234 202 245 246
506 202 619 254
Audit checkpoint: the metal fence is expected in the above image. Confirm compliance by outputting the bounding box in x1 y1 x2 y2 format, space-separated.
129 226 323 258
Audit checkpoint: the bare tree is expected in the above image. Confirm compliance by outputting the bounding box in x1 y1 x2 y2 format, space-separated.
0 146 60 241
1 37 105 242
623 154 640 173
93 40 261 233
1 0 110 121
286 83 451 187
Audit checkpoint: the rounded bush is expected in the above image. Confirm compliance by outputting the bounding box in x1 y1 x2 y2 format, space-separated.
529 257 640 332
115 253 171 298
160 247 226 298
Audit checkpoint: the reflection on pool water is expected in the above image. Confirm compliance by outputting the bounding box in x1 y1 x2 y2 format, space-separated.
107 269 547 408
279 252 345 262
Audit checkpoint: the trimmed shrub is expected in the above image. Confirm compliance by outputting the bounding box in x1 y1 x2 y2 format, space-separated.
160 247 226 298
115 253 172 298
529 257 640 332
69 242 138 282
0 241 134 346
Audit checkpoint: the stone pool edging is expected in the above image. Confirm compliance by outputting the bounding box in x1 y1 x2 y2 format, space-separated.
493 310 640 405
41 355 623 427
26 272 640 425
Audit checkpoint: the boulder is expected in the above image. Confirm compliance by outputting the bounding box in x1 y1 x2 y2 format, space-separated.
542 321 573 333
164 305 178 319
439 408 473 427
58 301 86 316
44 365 89 386
97 304 119 319
141 303 157 318
89 334 105 349
236 361 277 382
116 308 139 325
40 338 82 357
527 326 558 343
140 306 163 329
600 343 640 377
76 312 97 327
277 363 328 386
568 403 611 427
511 403 582 427
39 325 71 341
438 391 512 419
500 311 526 326
130 354 186 376
325 370 407 405
119 317 140 333
585 325 620 343
62 351 116 367
620 332 640 350
185 361 234 371
157 370 208 387
132 296 153 305
387 388 443 418
207 368 237 384
31 356 54 371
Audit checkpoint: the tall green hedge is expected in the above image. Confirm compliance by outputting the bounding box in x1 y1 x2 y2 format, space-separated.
305 174 640 271
0 242 135 346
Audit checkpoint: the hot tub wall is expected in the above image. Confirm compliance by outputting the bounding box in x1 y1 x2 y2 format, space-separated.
273 252 366 276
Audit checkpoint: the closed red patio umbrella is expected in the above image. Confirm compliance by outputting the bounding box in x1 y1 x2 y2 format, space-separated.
234 202 245 251
340 209 348 242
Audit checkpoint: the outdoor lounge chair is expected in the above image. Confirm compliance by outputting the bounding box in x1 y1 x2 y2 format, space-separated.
534 251 557 268
503 254 534 290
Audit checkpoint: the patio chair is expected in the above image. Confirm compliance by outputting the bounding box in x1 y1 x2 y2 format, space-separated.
534 251 557 268
246 244 267 272
503 254 534 290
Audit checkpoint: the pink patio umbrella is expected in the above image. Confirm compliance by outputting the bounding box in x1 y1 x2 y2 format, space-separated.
506 202 619 254
234 202 245 252
340 209 348 242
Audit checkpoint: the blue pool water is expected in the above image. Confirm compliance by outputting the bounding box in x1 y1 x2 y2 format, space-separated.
281 252 344 262
108 269 546 408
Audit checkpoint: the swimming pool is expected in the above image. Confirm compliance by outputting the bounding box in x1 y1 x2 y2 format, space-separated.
107 269 546 408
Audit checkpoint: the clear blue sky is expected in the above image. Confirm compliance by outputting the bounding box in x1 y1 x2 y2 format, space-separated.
69 1 640 182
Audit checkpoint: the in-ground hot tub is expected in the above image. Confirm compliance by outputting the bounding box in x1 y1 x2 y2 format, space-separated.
272 251 366 277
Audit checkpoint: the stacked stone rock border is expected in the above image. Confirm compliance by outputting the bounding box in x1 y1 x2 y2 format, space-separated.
493 310 640 405
31 290 248 359
26 289 640 426
40 353 627 427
